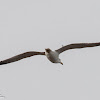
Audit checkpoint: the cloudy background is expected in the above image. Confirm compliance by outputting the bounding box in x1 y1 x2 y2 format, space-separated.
0 0 100 100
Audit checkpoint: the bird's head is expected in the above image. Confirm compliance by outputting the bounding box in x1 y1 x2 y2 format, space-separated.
60 62 63 65
45 48 52 53
59 59 63 65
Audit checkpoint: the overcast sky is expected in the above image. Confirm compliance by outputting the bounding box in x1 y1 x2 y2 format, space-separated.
0 0 100 100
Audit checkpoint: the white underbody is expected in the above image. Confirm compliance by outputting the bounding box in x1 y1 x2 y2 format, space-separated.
45 50 60 63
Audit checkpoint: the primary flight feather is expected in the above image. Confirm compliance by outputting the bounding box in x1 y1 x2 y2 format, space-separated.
0 42 100 65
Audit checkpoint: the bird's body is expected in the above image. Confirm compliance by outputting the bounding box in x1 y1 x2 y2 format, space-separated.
0 42 100 65
45 48 62 64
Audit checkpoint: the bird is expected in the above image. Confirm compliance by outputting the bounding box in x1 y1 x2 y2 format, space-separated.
0 42 100 65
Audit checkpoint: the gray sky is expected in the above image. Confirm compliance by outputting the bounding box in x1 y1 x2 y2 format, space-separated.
0 0 100 100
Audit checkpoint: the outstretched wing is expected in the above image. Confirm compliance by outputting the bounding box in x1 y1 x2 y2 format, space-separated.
56 42 100 54
0 51 45 65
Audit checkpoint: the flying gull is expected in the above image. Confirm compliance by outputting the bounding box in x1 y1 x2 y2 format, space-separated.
0 42 100 65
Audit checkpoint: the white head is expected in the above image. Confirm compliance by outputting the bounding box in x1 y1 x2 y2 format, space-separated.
58 58 63 65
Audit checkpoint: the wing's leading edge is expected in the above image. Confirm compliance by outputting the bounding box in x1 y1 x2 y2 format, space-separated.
0 51 45 65
56 42 100 54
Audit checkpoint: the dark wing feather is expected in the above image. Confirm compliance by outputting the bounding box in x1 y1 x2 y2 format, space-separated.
56 42 100 54
0 51 45 65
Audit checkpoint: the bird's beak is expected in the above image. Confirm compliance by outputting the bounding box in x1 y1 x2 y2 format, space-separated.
60 62 63 65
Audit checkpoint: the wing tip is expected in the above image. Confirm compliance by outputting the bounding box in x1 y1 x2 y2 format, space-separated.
0 61 7 65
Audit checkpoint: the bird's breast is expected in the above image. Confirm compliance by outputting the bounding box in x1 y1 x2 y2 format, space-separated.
45 51 59 63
